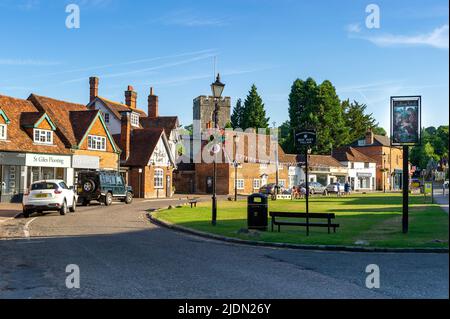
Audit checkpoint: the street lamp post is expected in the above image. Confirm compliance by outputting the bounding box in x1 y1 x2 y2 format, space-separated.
382 152 386 193
210 74 225 226
233 134 240 201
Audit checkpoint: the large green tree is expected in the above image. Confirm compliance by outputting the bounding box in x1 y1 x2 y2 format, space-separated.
286 78 349 154
242 84 269 130
410 125 449 169
342 99 377 142
230 98 244 129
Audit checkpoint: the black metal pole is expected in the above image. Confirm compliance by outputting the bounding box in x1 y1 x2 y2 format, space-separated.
234 162 238 201
402 145 409 234
305 147 310 236
211 100 218 226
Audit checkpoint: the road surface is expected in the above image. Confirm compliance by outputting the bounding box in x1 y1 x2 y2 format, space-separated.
0 198 448 299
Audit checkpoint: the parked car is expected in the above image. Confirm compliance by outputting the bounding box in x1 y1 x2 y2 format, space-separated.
443 180 449 189
77 170 133 206
299 182 327 195
326 182 345 194
22 180 78 218
258 183 286 196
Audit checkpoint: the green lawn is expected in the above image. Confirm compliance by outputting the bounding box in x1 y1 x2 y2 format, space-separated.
154 193 449 249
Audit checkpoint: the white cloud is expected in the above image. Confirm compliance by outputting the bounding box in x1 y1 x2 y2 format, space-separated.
350 24 449 49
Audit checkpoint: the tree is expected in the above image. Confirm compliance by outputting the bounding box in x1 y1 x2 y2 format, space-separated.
278 120 291 150
241 85 269 130
372 126 387 136
410 125 449 169
287 78 349 154
342 99 377 142
231 98 244 129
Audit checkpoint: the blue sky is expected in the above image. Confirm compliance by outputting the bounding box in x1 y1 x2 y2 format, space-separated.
0 0 448 131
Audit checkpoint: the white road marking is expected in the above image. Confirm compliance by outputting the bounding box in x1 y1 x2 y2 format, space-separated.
23 217 37 238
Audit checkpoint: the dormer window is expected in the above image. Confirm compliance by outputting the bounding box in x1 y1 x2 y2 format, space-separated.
131 113 140 127
0 124 7 140
34 129 53 144
88 135 106 151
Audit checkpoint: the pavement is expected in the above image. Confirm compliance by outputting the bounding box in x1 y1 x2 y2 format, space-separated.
0 197 448 299
433 188 449 214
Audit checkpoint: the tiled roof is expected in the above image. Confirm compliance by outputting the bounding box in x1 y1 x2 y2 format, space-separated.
122 128 166 166
29 94 95 147
0 94 70 154
96 96 147 119
332 146 377 163
140 116 179 136
20 112 46 128
350 134 391 147
282 153 345 168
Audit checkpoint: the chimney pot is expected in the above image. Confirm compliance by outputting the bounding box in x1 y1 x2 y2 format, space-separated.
148 87 158 118
125 86 137 109
120 111 131 161
89 76 99 103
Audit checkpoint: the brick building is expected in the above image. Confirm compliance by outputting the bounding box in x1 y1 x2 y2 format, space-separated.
351 130 403 191
175 131 290 195
0 93 120 202
86 77 178 198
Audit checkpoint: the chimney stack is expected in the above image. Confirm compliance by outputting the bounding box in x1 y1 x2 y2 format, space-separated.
148 87 158 118
125 85 137 109
120 111 132 161
89 77 99 103
365 129 374 145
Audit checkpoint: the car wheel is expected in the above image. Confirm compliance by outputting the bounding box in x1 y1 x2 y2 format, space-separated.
60 200 67 215
82 179 96 193
124 192 133 204
69 198 76 212
23 209 30 218
104 192 113 206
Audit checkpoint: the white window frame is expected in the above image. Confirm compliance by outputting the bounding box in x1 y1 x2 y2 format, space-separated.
33 129 53 144
0 124 7 140
260 163 268 169
253 179 261 189
154 168 164 189
279 179 286 187
87 135 106 151
236 179 244 190
131 113 140 127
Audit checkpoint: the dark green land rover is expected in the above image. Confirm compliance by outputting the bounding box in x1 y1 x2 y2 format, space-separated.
76 170 133 206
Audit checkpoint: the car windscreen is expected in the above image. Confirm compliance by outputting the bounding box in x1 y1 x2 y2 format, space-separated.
31 182 58 190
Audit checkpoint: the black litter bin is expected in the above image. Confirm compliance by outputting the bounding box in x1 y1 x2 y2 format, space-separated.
247 193 268 231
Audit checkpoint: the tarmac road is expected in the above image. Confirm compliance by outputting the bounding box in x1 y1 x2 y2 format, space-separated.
0 198 448 299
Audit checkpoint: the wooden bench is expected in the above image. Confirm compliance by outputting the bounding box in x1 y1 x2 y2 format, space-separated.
269 211 339 234
188 197 199 208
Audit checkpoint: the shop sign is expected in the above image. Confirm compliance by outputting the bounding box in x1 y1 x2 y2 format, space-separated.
357 172 372 177
72 155 100 169
25 154 71 168
0 152 26 165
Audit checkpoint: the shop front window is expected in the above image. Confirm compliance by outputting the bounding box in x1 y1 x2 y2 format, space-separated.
42 167 55 180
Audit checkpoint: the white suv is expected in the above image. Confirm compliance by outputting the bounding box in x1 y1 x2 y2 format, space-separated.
22 180 78 218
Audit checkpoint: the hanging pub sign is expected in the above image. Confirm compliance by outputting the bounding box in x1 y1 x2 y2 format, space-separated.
391 96 421 146
295 130 317 146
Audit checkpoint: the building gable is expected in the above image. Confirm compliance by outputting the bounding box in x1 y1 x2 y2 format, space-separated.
149 137 171 167
78 113 119 153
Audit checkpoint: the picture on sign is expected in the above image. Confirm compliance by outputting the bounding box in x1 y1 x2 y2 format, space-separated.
391 96 421 146
424 182 432 195
295 131 317 145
